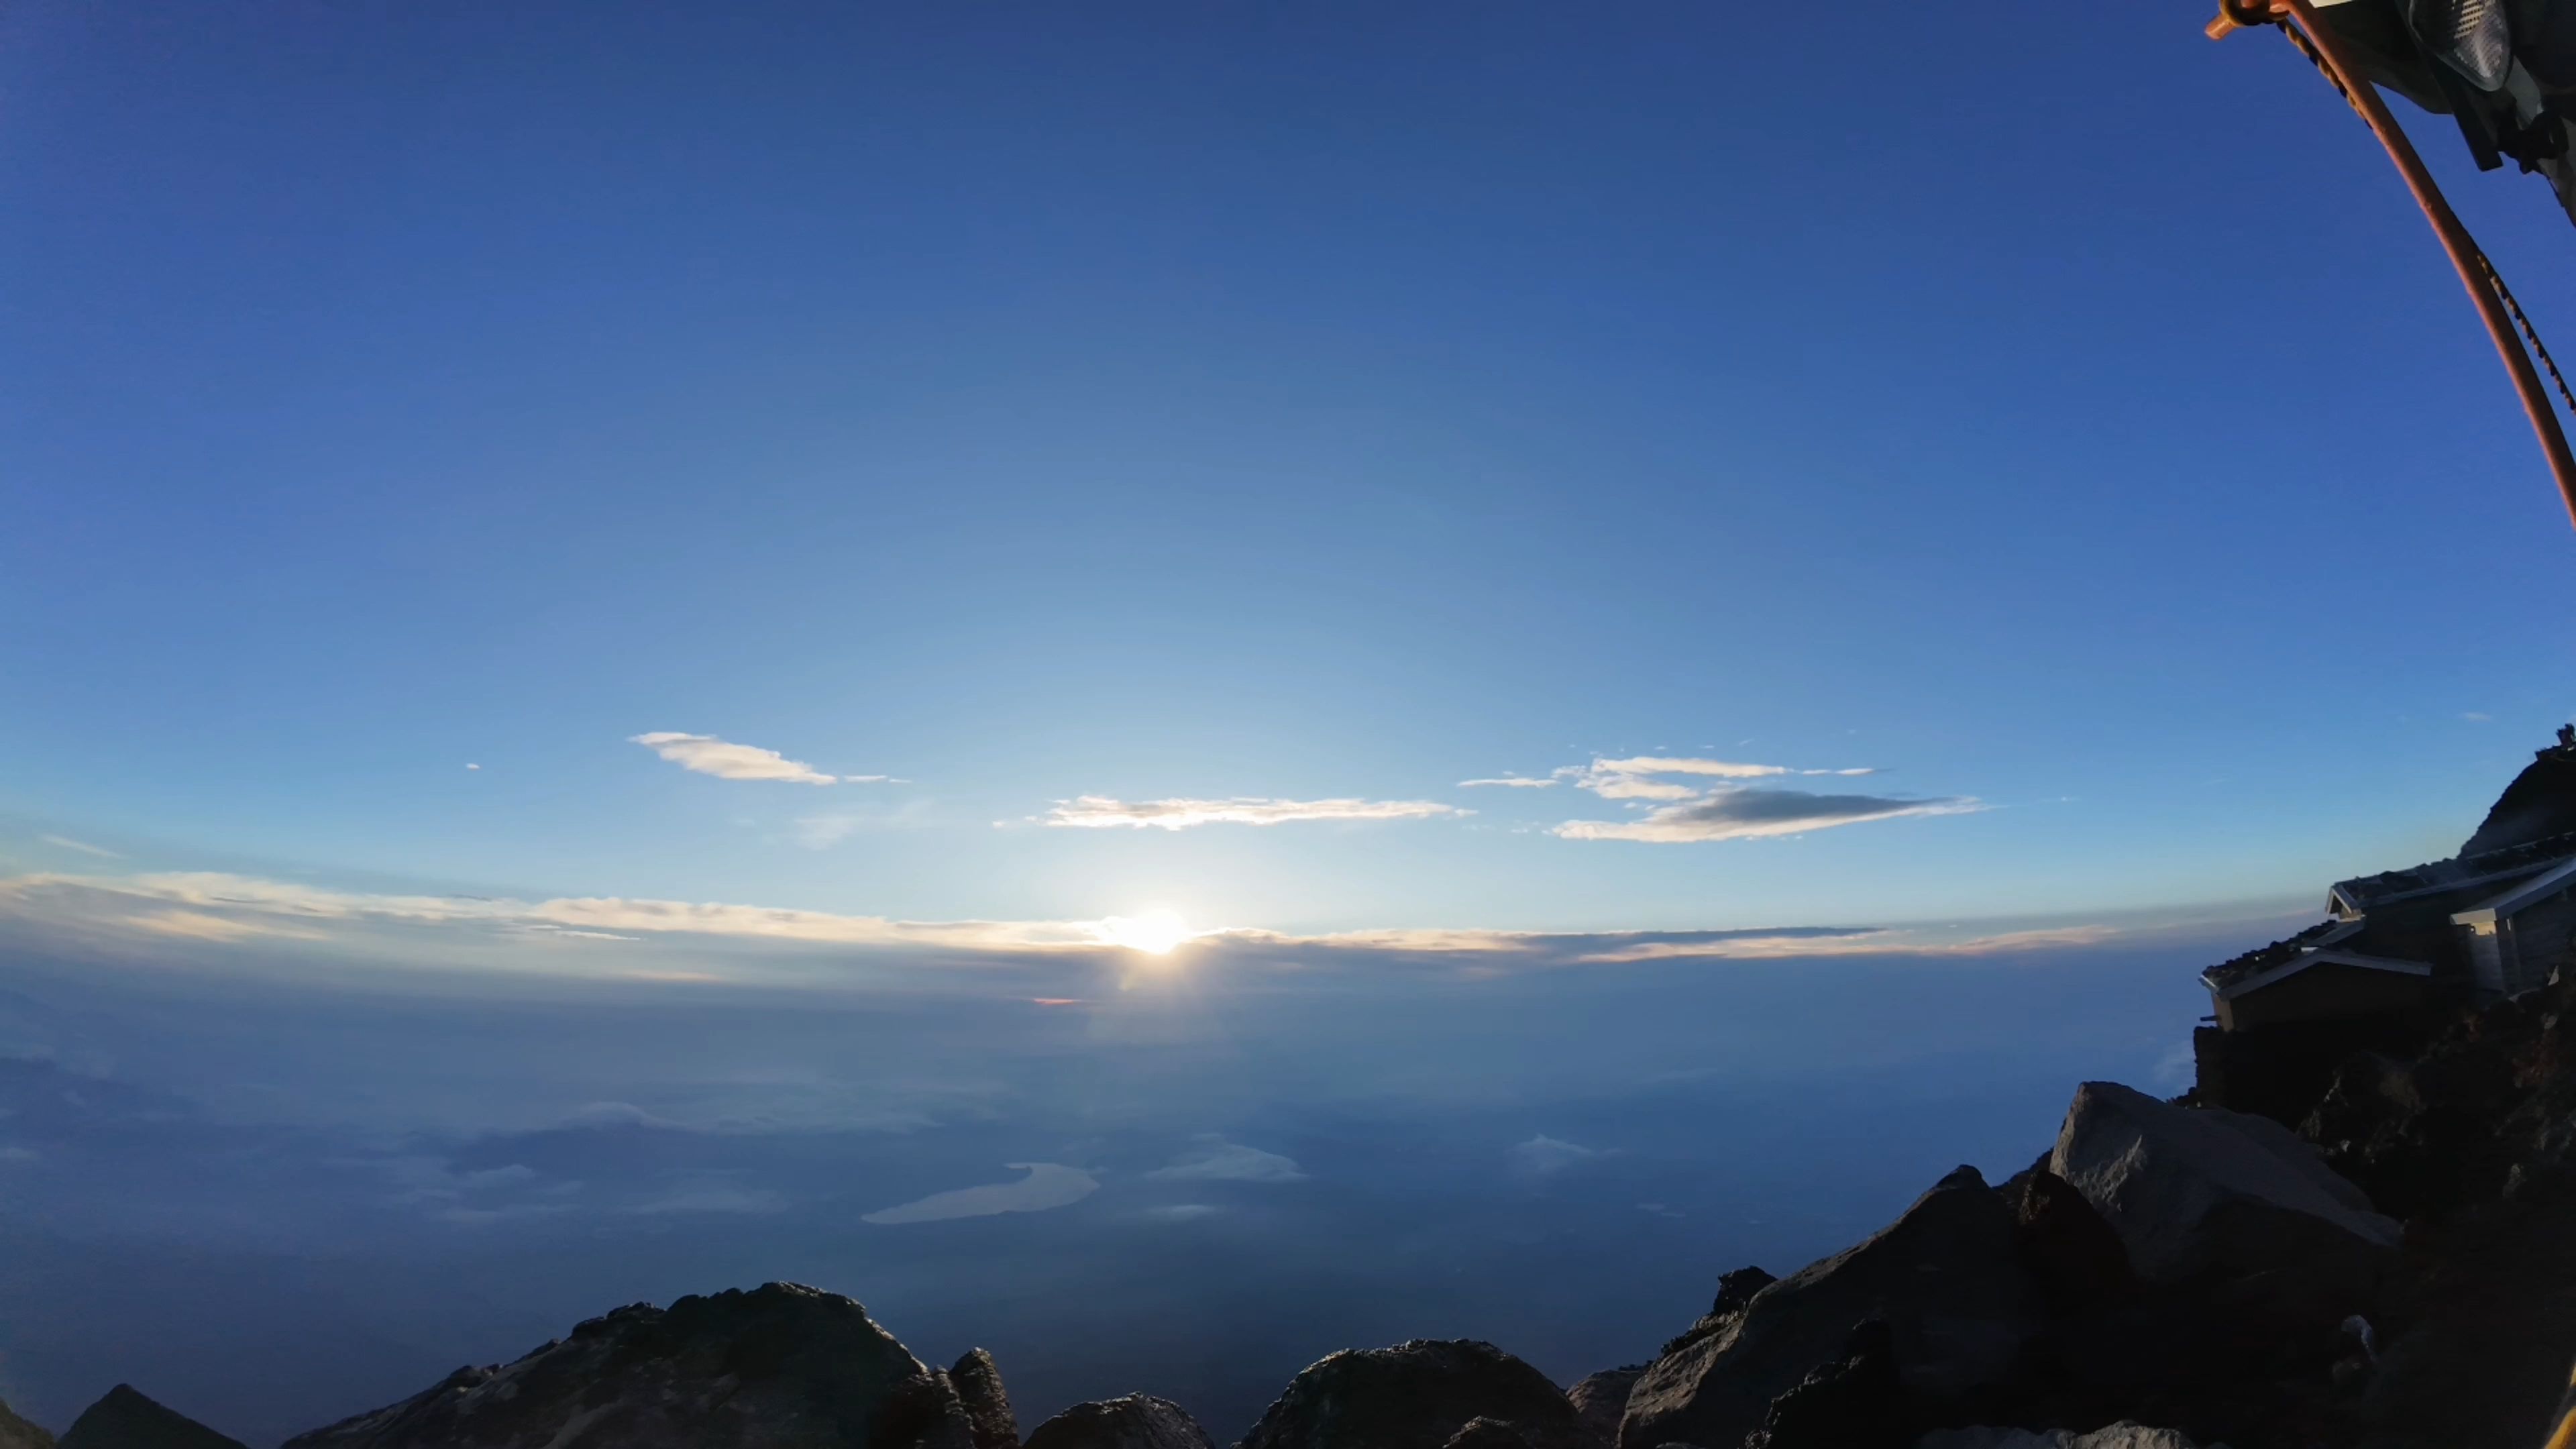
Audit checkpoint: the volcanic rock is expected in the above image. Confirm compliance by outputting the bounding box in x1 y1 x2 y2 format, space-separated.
0 1397 52 1449
280 1281 972 1449
59 1387 243 1449
1738 1320 1902 1449
1020 1397 1208 1449
1238 1340 1587 1449
2012 1169 2137 1315
1621 1167 2043 1449
950 1350 1018 1449
2049 1082 2397 1288
1568 1370 1642 1449
1914 1426 2208 1449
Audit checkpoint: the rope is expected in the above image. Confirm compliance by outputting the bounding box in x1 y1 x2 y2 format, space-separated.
2271 17 2576 419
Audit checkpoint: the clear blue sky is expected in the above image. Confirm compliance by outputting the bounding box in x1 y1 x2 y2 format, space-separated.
7 0 2576 945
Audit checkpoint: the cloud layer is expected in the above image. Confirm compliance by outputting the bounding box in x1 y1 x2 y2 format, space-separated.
630 732 875 786
1041 796 1466 830
1556 787 1980 843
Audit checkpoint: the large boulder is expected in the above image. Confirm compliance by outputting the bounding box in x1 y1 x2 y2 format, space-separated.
0 1397 54 1449
1621 1167 2043 1449
1739 1320 1902 1449
1567 1370 1641 1448
2048 1082 2398 1286
1238 1340 1587 1449
1915 1426 2208 1449
282 1282 973 1449
1020 1397 1208 1449
59 1387 244 1449
2011 1169 2137 1316
949 1350 1018 1449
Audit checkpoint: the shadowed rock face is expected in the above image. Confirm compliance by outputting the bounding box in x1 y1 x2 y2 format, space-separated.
950 1350 1018 1449
0 1397 55 1449
1238 1340 1587 1449
1621 1167 2042 1449
1566 1370 1641 1449
59 1386 244 1449
1020 1397 1210 1449
2461 745 2576 857
280 1283 971 1449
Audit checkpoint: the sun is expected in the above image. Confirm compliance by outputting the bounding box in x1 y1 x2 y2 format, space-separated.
1096 910 1195 956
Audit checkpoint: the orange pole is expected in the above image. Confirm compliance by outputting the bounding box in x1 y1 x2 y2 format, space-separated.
2257 0 2576 529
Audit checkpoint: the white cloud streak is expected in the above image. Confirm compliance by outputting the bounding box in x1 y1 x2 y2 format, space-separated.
1040 796 1466 830
1458 776 1558 789
630 733 879 786
40 835 121 859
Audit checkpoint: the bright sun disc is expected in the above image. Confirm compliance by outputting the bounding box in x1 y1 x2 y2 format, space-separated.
1097 910 1193 955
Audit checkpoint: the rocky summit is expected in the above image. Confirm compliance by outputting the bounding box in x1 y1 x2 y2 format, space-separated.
58 1386 244 1449
280 1283 973 1449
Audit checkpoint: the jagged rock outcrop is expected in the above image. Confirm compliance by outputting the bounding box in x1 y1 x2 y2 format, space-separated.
1737 1320 1901 1449
2049 1082 2397 1289
1652 1267 1776 1362
1020 1396 1207 1449
0 1397 54 1449
1238 1340 1587 1449
59 1387 244 1449
2012 1169 2137 1316
2461 735 2576 857
280 1282 972 1449
949 1350 1017 1449
1915 1426 2209 1449
1620 1167 2043 1449
1566 1369 1642 1449
1441 1420 1546 1449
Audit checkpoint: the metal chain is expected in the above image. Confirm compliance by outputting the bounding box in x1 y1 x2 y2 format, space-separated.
2481 252 2576 415
2275 18 2576 417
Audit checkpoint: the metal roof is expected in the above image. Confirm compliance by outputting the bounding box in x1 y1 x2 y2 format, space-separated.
2451 853 2576 926
2327 829 2576 914
2204 947 2434 1002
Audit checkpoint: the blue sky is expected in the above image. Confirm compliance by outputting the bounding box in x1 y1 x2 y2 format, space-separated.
16 7 2576 1442
7 0 2576 948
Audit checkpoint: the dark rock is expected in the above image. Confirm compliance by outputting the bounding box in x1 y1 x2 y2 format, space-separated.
1442 1420 1539 1449
1621 1167 2043 1449
2012 1169 2137 1316
951 1350 1018 1449
281 1281 971 1449
1568 1370 1642 1449
1709 1269 1776 1320
2049 1081 2396 1289
60 1387 243 1449
1738 1320 1902 1449
1239 1339 1587 1449
1021 1397 1208 1449
1655 1269 1777 1361
2461 737 2576 857
0 1397 54 1449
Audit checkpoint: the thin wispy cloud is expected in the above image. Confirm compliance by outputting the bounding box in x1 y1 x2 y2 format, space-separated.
630 732 883 786
1458 775 1558 789
1556 787 1980 843
1145 1138 1306 1183
1506 1134 1597 1178
1041 796 1466 830
40 835 120 859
